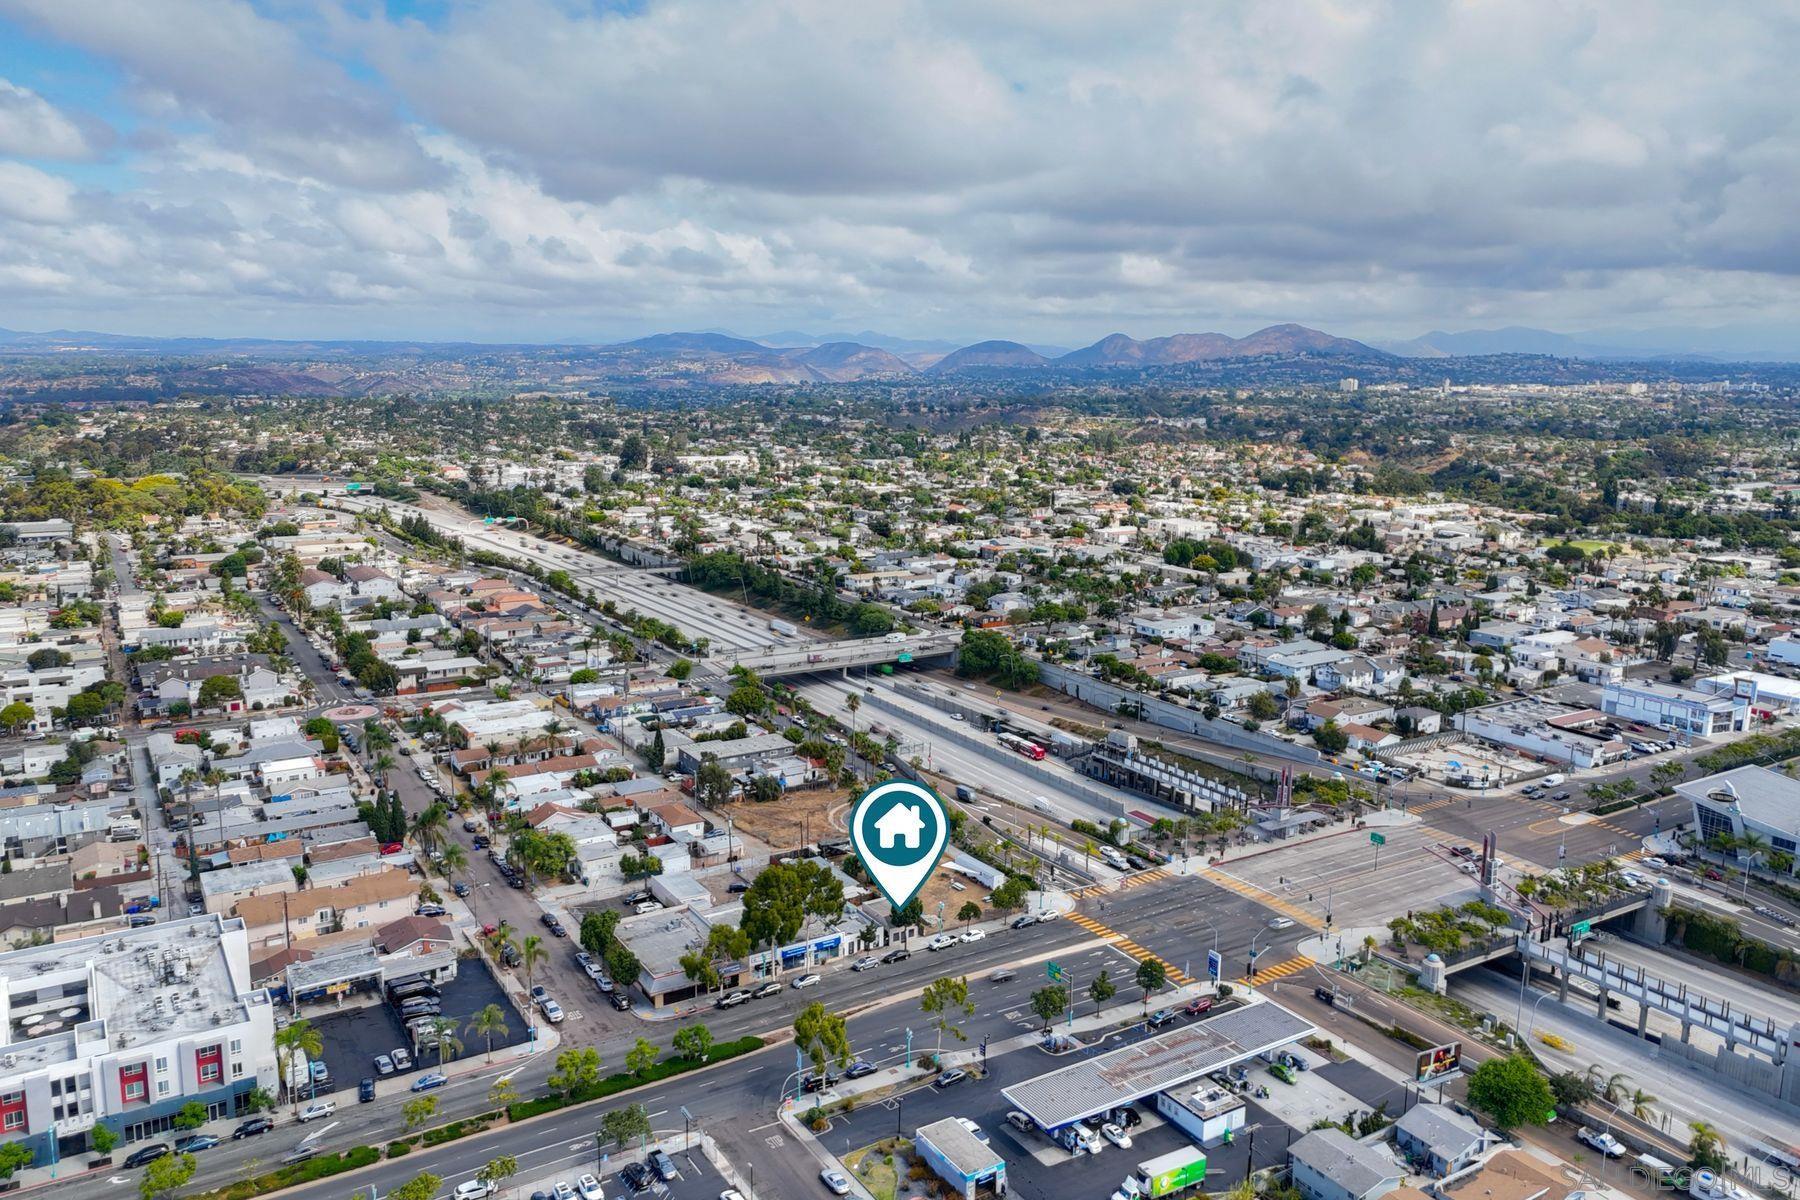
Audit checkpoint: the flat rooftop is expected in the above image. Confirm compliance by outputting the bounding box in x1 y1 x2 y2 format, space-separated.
0 915 254 1056
1001 999 1315 1130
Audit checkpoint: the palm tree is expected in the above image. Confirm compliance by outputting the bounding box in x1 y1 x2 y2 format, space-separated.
410 803 448 858
438 842 468 886
1586 1064 1629 1104
466 1003 510 1062
1629 1087 1657 1121
429 1017 462 1065
1081 839 1097 872
520 935 547 1022
372 752 397 791
1736 830 1770 865
845 692 860 738
274 1020 323 1114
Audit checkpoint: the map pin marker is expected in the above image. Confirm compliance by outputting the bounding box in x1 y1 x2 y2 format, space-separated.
849 779 950 912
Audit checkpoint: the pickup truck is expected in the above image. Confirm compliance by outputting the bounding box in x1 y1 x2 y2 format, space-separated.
1577 1127 1627 1158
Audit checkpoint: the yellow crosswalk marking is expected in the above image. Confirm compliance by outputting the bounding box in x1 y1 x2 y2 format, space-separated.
1248 954 1314 986
1064 912 1192 985
1202 869 1323 929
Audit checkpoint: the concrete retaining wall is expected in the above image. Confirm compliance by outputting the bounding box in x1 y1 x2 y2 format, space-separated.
1035 661 1322 768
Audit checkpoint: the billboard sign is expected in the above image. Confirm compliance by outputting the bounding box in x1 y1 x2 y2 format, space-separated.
1416 1041 1461 1083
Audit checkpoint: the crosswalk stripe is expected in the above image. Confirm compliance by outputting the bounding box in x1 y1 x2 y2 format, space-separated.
1202 869 1322 929
1064 910 1192 985
1248 954 1314 986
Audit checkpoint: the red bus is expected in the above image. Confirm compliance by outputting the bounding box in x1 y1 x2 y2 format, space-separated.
997 732 1046 761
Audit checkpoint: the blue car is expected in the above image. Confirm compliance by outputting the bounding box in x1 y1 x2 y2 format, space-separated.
410 1073 447 1092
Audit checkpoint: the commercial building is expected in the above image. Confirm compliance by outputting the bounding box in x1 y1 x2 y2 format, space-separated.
1600 679 1748 736
915 1117 1007 1200
1675 766 1800 875
1454 699 1626 771
0 915 278 1164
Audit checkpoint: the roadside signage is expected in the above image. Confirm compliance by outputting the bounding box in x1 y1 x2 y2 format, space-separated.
1570 920 1592 942
1047 961 1065 982
1416 1041 1461 1083
1369 832 1386 846
1206 950 1222 981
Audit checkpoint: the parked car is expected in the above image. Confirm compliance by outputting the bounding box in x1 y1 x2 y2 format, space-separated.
576 1173 604 1200
454 1182 498 1200
801 1071 839 1093
849 956 879 972
1006 1110 1034 1132
619 1163 652 1192
416 903 447 917
553 1182 576 1200
391 1046 414 1070
751 981 782 999
820 1169 852 1196
925 933 956 951
649 1149 680 1181
1011 914 1038 929
231 1116 274 1140
727 882 750 894
411 1072 447 1092
933 1068 968 1089
608 991 633 1011
541 999 565 1023
1102 1122 1132 1149
845 1058 876 1079
880 947 911 964
500 943 522 967
717 989 752 1009
175 1134 221 1154
359 1077 376 1103
1184 996 1214 1016
297 1101 336 1123
452 882 471 897
124 1144 173 1169
1146 1009 1178 1029
791 972 821 989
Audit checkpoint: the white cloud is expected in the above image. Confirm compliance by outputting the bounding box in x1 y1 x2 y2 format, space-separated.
0 78 97 159
0 161 75 223
0 0 1798 341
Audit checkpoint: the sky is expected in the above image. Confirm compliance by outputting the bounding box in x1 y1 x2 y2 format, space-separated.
0 0 1797 347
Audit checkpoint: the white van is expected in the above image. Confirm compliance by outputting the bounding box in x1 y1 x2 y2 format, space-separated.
1541 773 1566 787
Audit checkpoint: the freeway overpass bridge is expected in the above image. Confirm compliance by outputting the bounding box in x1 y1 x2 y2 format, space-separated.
705 630 961 680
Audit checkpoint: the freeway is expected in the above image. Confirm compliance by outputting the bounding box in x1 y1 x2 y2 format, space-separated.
324 491 787 652
709 630 961 679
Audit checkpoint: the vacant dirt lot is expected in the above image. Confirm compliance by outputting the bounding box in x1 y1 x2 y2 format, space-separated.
726 784 852 849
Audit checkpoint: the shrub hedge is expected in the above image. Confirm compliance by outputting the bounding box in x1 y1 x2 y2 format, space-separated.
200 1146 382 1200
508 1036 764 1122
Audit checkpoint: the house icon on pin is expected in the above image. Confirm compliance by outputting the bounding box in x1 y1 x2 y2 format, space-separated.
873 802 925 851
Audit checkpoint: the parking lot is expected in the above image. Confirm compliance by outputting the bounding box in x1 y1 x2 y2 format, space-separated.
1217 823 1478 928
309 959 528 1089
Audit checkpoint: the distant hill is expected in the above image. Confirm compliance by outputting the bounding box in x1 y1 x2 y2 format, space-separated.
1059 324 1385 367
617 331 771 354
927 340 1052 372
782 341 915 380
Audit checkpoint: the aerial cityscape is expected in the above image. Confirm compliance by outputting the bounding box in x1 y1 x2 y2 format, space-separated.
0 6 1798 1200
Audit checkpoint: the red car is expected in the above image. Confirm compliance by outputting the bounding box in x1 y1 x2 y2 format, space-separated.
380 842 404 856
1184 997 1214 1017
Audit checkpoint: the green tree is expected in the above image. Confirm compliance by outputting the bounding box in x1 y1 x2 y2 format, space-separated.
957 900 982 927
694 758 735 807
389 1173 443 1200
171 1100 208 1130
88 1124 118 1158
1088 969 1117 1012
1466 1054 1554 1130
1688 1121 1727 1172
793 1001 852 1074
402 1095 438 1131
625 1037 659 1078
196 674 244 709
547 1047 602 1098
0 1142 33 1179
0 701 34 734
919 976 974 1061
1030 985 1067 1033
477 1156 518 1194
599 1103 652 1149
274 1018 323 1110
672 1023 715 1063
140 1153 196 1200
1135 958 1167 1014
740 859 845 948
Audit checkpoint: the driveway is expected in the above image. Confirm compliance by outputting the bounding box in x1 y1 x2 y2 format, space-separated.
310 958 529 1087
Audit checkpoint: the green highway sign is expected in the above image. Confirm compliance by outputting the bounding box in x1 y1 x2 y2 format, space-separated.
1369 832 1386 846
1571 920 1591 936
1047 962 1064 982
